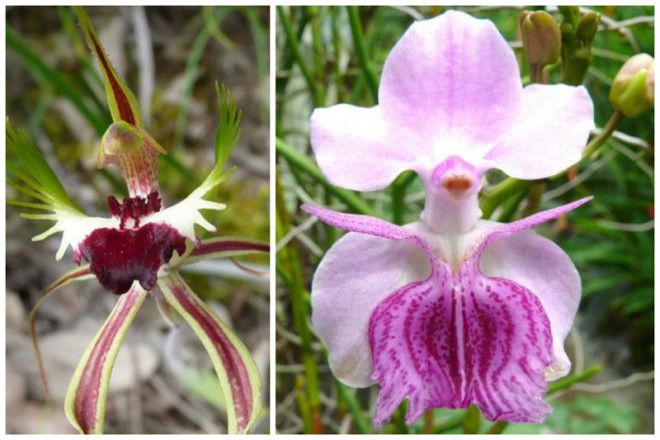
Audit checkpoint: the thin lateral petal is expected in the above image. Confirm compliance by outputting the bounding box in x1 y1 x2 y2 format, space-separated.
158 272 261 434
73 7 143 127
310 105 415 191
302 204 434 257
369 260 553 425
65 284 147 433
485 84 595 179
480 231 580 380
181 237 269 266
311 231 430 387
471 197 593 259
29 266 94 396
379 10 522 155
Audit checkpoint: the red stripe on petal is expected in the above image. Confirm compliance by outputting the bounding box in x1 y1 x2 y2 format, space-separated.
89 33 136 125
169 281 254 432
72 286 144 433
45 266 92 294
190 239 270 257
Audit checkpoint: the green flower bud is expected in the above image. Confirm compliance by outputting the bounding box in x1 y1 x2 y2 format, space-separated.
576 12 600 44
610 54 655 117
520 10 561 66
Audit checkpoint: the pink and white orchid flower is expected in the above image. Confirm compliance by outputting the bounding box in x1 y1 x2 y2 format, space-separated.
305 10 594 426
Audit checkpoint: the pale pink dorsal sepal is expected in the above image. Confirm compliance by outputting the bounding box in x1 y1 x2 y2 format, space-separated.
379 10 522 148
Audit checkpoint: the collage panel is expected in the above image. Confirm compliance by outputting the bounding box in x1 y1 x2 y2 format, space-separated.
275 5 653 435
6 5 269 434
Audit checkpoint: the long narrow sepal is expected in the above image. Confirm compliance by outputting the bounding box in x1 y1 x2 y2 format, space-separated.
64 284 147 433
29 265 94 397
180 237 269 266
157 271 261 434
73 6 143 128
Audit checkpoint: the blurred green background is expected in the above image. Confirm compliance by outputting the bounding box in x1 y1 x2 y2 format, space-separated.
275 5 653 434
6 6 269 434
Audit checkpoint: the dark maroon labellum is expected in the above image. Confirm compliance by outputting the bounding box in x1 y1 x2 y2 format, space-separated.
78 223 186 295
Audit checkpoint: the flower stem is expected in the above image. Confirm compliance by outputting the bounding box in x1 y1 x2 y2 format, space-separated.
547 364 603 394
347 6 379 103
335 382 374 433
277 6 323 106
423 409 434 434
390 171 416 224
479 178 528 219
276 178 323 433
277 137 376 216
583 111 624 158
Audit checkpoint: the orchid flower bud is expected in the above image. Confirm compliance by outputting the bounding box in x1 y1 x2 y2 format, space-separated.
520 11 561 66
610 53 655 117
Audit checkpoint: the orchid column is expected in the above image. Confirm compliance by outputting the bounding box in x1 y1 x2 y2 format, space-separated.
305 10 594 426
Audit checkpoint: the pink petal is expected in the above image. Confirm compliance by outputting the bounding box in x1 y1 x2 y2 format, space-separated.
310 105 414 191
480 231 580 380
369 261 553 425
311 231 429 387
379 10 522 152
485 84 595 179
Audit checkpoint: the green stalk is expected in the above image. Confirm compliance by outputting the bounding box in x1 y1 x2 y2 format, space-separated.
335 382 374 433
462 404 481 434
390 171 417 224
583 111 624 158
278 6 323 106
277 138 375 216
276 177 323 433
479 178 529 219
547 364 603 394
347 6 379 103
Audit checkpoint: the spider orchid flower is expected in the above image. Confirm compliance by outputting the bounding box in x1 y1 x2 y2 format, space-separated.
304 10 594 426
7 8 265 434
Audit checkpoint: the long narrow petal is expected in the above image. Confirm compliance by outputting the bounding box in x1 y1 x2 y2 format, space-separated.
30 266 94 396
157 272 261 434
64 284 147 433
182 237 269 266
379 10 522 152
485 84 595 179
302 204 434 257
73 6 143 127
